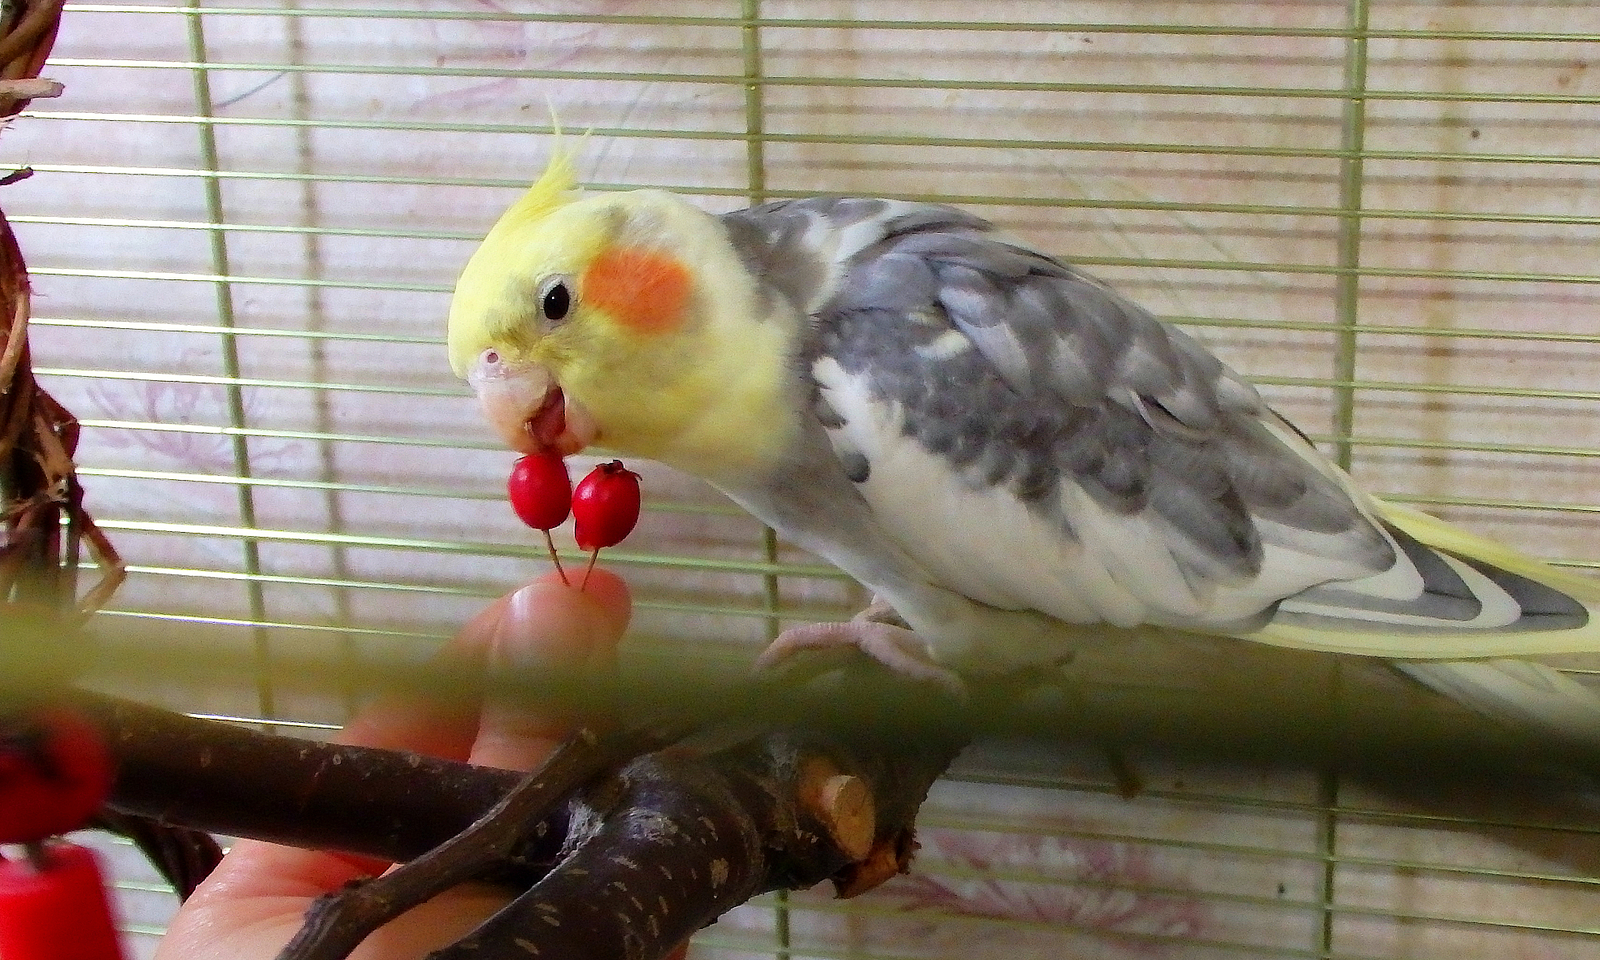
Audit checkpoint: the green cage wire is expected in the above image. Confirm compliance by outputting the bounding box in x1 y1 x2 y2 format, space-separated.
7 2 1600 958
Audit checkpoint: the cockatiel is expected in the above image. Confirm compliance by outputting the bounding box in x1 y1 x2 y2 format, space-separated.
448 152 1600 749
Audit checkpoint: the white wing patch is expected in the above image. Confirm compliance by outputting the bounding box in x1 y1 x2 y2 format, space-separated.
796 200 936 314
913 328 974 361
1246 416 1420 602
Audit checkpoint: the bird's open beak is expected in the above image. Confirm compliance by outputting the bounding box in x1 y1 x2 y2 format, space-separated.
466 349 597 456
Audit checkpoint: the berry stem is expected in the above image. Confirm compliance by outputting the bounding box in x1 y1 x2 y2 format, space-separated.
542 530 570 586
22 841 47 873
580 549 599 592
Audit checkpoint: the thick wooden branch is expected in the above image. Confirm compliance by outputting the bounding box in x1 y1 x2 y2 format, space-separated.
69 656 972 960
73 692 531 864
433 717 962 960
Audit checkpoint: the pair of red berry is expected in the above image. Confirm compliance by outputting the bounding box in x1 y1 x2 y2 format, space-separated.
507 454 641 588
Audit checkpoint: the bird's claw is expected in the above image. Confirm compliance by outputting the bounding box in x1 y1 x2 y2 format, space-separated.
755 619 968 701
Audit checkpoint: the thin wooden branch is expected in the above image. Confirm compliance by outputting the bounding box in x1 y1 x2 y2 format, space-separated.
92 809 223 901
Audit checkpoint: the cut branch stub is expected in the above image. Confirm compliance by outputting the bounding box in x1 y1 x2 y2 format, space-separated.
798 757 875 863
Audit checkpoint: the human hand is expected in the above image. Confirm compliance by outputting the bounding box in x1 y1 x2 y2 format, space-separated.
155 569 632 960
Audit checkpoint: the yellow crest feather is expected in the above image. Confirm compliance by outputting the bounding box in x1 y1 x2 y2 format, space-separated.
486 147 580 240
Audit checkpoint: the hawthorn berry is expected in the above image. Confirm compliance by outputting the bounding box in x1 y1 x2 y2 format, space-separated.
573 461 642 551
506 453 572 531
0 842 127 960
507 453 574 584
0 708 114 845
572 461 642 589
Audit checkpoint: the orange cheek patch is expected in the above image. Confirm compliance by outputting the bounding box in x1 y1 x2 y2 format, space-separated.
580 247 692 336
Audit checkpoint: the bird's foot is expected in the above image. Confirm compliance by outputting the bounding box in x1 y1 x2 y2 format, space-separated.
755 613 966 700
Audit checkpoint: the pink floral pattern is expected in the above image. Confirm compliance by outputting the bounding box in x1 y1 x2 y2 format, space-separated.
879 828 1207 957
86 352 300 473
418 1 640 111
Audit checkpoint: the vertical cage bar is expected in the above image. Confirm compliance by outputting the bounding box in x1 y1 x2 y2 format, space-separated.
740 0 777 646
741 0 768 209
1330 0 1371 473
1319 0 1373 955
740 8 792 957
284 0 362 715
182 3 276 724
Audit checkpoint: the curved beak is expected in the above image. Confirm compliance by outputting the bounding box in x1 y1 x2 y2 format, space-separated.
466 349 597 456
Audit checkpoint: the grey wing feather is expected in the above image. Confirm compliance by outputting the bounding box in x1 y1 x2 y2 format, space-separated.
805 203 1393 602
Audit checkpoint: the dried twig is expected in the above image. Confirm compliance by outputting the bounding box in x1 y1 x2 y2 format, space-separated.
0 208 126 619
0 0 122 620
0 77 60 101
0 0 63 77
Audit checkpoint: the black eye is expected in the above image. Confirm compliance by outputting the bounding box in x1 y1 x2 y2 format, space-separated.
540 278 571 322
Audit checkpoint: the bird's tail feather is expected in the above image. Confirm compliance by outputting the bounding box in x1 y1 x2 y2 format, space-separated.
1254 500 1600 658
1394 658 1600 753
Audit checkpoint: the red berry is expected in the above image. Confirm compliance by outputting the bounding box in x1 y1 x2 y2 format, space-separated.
572 461 642 551
506 453 572 530
0 709 114 844
0 842 127 960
